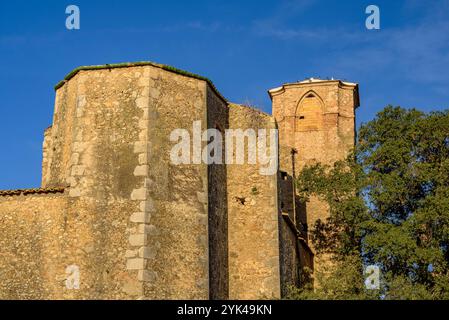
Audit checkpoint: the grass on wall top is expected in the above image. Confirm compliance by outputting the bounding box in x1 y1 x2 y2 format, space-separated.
54 61 227 102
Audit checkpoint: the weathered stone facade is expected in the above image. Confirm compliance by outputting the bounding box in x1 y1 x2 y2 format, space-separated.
0 63 359 299
271 79 359 280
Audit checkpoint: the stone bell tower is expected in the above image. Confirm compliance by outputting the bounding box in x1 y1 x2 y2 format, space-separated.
270 78 359 275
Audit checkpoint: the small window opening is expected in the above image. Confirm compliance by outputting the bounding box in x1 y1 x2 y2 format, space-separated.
280 171 288 180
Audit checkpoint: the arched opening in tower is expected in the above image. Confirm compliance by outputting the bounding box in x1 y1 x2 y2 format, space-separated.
295 92 324 132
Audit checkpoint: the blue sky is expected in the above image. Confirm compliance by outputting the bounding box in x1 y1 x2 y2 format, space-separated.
1 0 448 189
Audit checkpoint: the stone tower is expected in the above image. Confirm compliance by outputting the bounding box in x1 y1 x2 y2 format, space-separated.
270 78 360 275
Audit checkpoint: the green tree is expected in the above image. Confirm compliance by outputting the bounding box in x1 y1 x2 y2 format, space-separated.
292 106 449 300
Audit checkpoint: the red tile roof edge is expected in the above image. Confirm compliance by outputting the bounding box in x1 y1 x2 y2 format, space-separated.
0 187 66 197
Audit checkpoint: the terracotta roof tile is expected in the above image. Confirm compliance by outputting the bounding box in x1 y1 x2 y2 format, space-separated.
0 187 65 197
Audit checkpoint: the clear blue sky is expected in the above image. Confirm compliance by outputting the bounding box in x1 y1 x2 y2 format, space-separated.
1 0 448 189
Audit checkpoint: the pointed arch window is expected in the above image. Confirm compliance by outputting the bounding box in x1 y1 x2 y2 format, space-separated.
295 91 324 132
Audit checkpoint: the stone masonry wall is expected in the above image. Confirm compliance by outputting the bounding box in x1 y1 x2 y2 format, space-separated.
278 213 300 297
206 86 229 299
31 65 211 299
51 67 147 298
0 193 68 299
141 67 209 299
42 126 52 186
226 104 281 299
42 77 78 188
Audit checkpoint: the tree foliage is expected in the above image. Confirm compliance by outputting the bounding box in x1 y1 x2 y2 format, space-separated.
292 106 449 299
